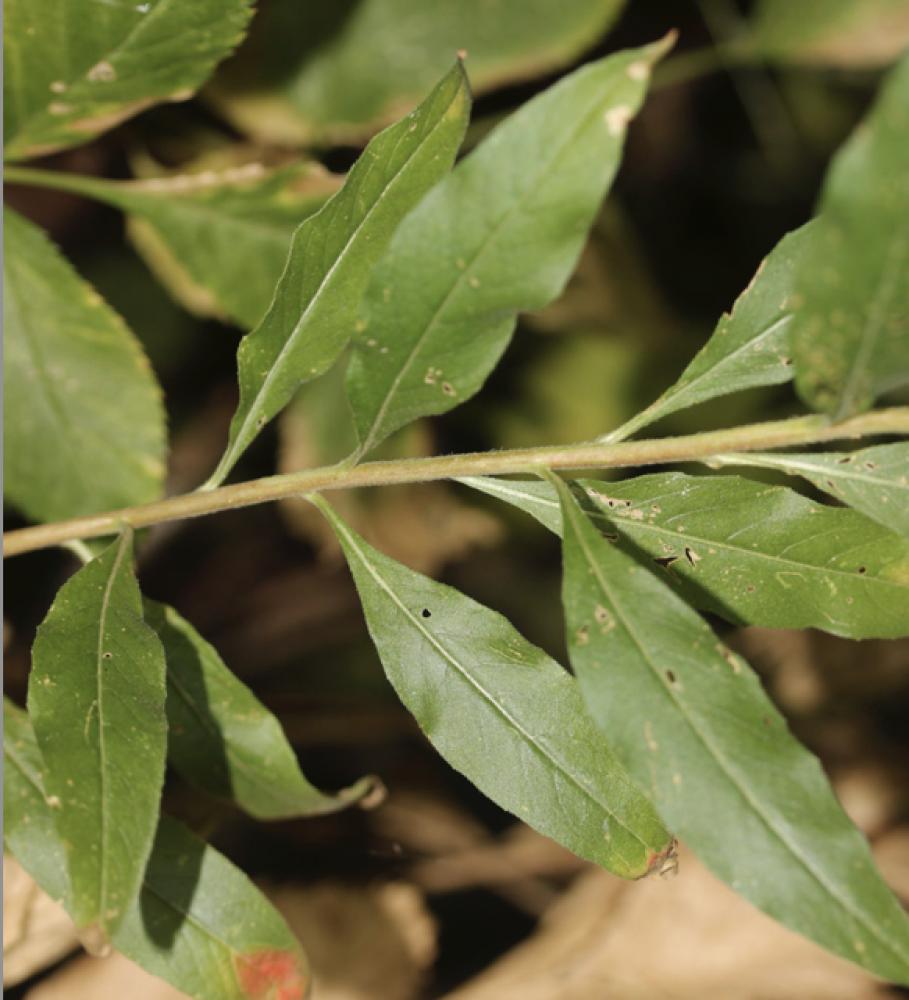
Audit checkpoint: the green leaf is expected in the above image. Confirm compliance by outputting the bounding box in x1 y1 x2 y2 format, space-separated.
27 531 168 944
753 0 909 68
552 475 909 985
207 63 471 486
3 703 308 1000
3 208 166 525
114 816 310 1000
460 471 909 639
3 697 70 905
346 39 672 459
602 222 816 442
708 443 909 538
4 0 254 160
314 497 673 880
145 599 376 820
209 0 627 145
792 54 909 418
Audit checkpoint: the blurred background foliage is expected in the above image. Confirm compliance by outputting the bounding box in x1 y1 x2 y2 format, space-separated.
6 1 909 996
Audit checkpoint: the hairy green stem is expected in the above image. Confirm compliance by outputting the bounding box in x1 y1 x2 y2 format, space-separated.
5 409 908 558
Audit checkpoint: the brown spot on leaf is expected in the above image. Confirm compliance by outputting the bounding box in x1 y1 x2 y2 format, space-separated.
235 948 309 1000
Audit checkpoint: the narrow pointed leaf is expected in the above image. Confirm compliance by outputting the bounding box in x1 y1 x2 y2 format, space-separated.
315 498 673 880
792 54 909 418
346 38 672 459
553 476 909 984
4 208 166 524
209 64 471 486
708 443 909 537
3 704 308 1000
603 222 815 442
27 531 168 941
460 472 909 639
4 0 253 160
145 599 376 819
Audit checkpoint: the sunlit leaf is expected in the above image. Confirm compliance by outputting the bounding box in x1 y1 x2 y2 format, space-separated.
347 38 672 459
553 475 909 984
4 0 254 160
209 0 627 144
314 497 674 880
792 54 909 418
708 443 909 538
207 62 471 486
27 531 167 944
3 209 166 525
145 599 376 819
460 471 909 639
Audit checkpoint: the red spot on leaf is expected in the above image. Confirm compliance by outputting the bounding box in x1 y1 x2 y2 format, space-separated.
235 948 309 1000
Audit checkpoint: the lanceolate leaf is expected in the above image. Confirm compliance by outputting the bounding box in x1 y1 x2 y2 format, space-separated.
346 38 672 459
207 63 471 486
460 472 909 639
27 531 168 943
3 209 166 525
3 708 308 1000
553 476 909 984
145 599 376 819
602 222 816 442
792 54 909 418
3 697 70 905
314 497 673 880
4 0 253 160
708 443 909 537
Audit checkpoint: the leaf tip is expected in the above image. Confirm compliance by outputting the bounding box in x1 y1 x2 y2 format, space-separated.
640 838 679 880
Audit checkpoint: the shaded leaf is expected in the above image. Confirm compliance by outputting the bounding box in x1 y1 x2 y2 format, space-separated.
792 55 909 418
708 443 909 538
753 0 909 68
346 39 671 459
27 532 168 942
207 62 471 486
314 497 673 880
209 0 627 145
3 208 166 525
460 472 909 639
603 223 815 442
553 474 909 985
4 0 254 160
145 599 376 820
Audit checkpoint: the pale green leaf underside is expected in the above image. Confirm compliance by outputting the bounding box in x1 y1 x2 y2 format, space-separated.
316 498 672 880
145 599 375 820
208 62 471 486
708 443 909 538
347 39 671 459
553 478 909 984
4 0 253 160
792 54 909 418
3 208 166 525
461 471 909 639
27 532 168 938
3 704 308 1000
210 0 627 144
605 221 816 442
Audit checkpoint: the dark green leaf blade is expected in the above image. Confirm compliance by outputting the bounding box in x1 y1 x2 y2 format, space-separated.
145 599 376 819
792 54 909 418
553 475 909 984
27 531 168 943
314 497 673 879
3 208 166 524
346 38 672 459
460 472 909 639
207 63 471 486
4 0 254 160
602 222 815 442
708 443 909 537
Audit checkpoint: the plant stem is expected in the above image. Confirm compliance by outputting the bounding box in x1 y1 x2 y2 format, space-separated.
5 409 908 558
